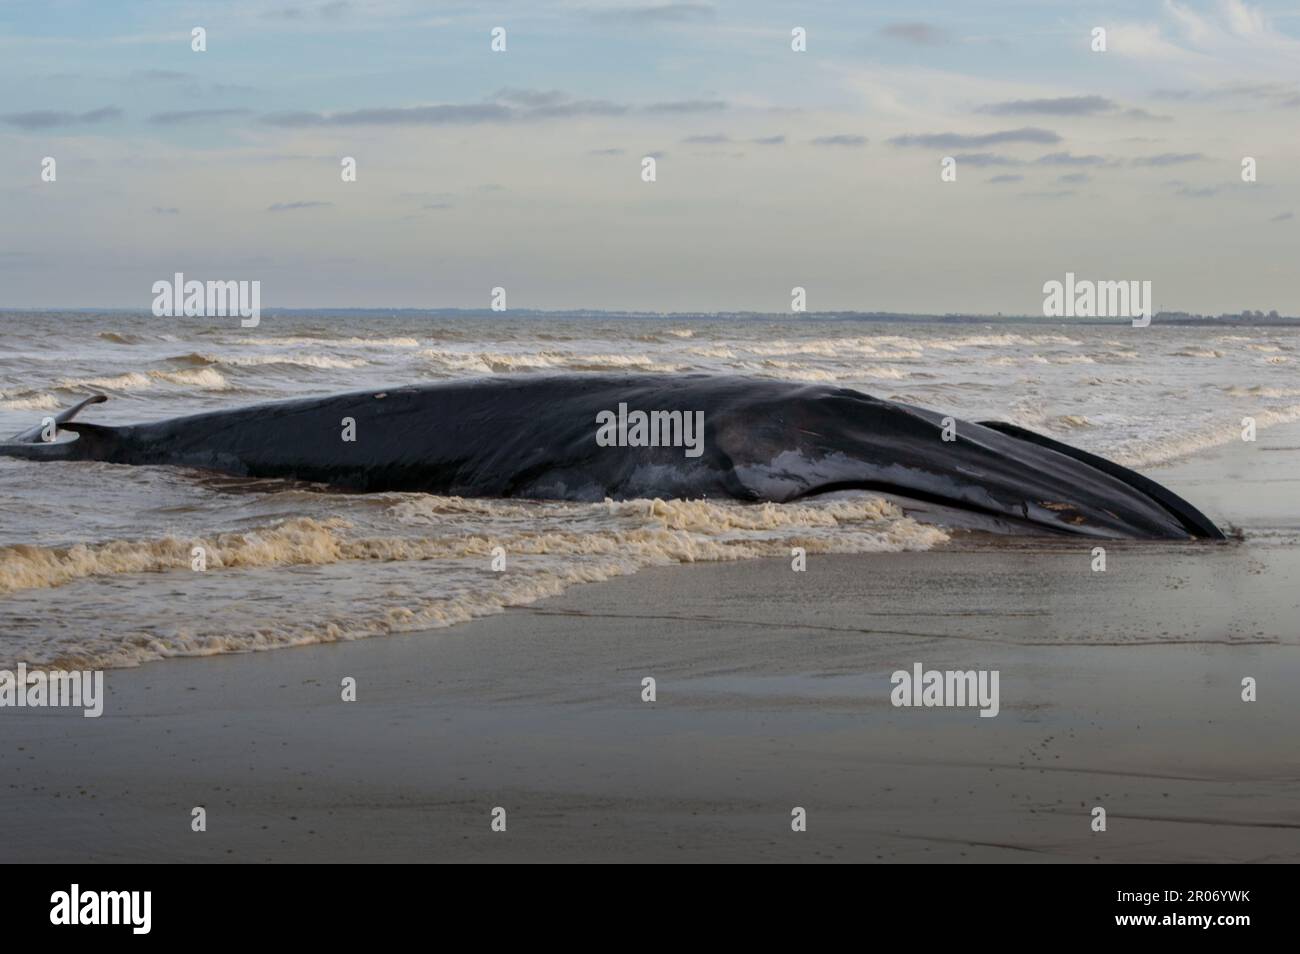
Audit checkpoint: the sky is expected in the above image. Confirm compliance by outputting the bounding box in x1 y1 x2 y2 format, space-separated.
0 0 1297 314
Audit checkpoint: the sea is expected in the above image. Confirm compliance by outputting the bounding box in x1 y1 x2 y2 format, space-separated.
2 311 1296 669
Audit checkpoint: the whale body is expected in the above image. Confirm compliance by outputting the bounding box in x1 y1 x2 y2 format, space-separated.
0 374 1224 540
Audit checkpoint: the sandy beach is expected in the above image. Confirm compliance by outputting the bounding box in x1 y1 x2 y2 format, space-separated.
3 419 1297 864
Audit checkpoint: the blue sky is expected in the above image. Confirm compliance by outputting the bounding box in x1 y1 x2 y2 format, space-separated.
1 1 1298 313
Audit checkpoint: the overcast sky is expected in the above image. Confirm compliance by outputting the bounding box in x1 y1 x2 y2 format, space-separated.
1 0 1297 314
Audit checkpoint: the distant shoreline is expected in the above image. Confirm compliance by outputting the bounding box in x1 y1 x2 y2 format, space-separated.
2 308 1298 326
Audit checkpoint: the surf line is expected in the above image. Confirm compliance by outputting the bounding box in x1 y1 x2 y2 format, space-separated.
595 403 705 458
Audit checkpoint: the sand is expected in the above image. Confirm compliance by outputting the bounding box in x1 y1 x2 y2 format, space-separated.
2 424 1298 863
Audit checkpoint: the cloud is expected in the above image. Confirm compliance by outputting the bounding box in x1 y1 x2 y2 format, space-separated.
267 201 333 212
953 153 1024 167
879 23 949 45
644 99 727 113
151 207 180 215
131 69 190 81
2 106 123 129
588 4 714 24
1035 152 1109 166
530 99 628 118
751 135 785 145
263 104 516 126
810 134 867 146
149 108 252 125
1174 184 1220 197
1020 189 1077 199
588 147 625 156
1121 107 1173 121
682 133 730 144
494 88 568 108
422 201 453 210
987 174 1024 184
889 127 1060 148
260 91 724 127
1111 0 1300 65
1271 211 1293 222
1152 81 1298 105
1131 152 1206 166
264 3 348 19
977 95 1116 116
976 95 1173 123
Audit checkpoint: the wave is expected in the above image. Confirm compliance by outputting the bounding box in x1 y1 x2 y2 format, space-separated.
0 496 942 598
0 394 62 411
50 368 231 392
170 351 369 370
1 496 946 669
227 335 421 348
1113 404 1300 468
417 350 685 374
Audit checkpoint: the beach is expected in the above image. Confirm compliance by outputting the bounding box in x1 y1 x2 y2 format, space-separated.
4 417 1297 864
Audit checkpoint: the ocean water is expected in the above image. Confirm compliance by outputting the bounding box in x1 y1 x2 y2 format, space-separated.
1 311 1296 669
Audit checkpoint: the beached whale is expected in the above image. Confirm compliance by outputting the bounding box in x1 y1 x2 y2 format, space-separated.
1 374 1224 540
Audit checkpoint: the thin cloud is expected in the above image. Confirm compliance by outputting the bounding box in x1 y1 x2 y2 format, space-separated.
2 106 123 129
1153 82 1299 105
1122 107 1173 121
1058 172 1091 184
260 91 722 127
880 23 949 45
751 135 785 145
978 95 1116 116
987 174 1024 184
588 147 625 156
1131 153 1206 166
976 95 1172 122
149 108 252 125
890 128 1060 148
1035 152 1109 166
810 134 867 146
131 69 190 81
494 88 568 108
267 201 333 212
264 3 348 19
1271 211 1294 222
682 133 730 144
263 104 515 126
643 99 726 114
953 153 1024 167
588 4 714 24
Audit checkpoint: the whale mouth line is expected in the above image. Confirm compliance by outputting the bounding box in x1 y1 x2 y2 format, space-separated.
791 480 1074 536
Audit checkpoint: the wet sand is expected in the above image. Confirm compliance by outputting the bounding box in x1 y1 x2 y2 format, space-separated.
3 424 1298 863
